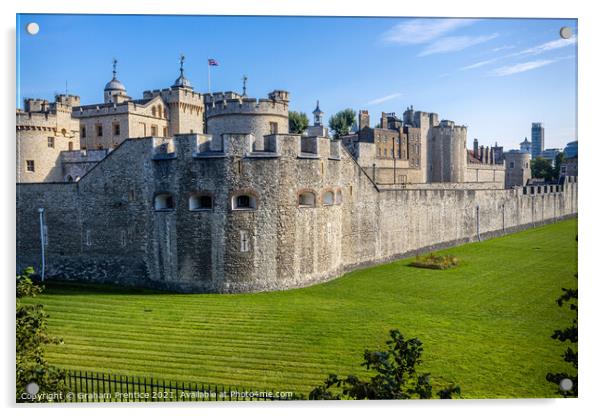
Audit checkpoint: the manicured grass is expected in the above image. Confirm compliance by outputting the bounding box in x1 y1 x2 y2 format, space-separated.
24 219 578 398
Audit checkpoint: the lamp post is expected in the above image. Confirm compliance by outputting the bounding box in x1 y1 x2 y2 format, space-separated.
38 208 45 281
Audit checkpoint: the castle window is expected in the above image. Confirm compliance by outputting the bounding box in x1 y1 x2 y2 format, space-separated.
163 127 168 137
152 106 156 117
68 141 74 151
189 194 213 211
269 122 278 134
113 123 120 136
157 105 162 118
96 124 103 137
120 230 127 247
335 189 343 205
151 125 158 136
26 160 35 172
240 230 250 252
163 108 168 119
322 191 334 206
154 193 175 211
85 229 91 247
509 161 515 169
298 191 316 208
232 194 257 210
47 137 55 148
81 126 86 138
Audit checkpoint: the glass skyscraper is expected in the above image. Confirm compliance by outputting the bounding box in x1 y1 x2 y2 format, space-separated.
531 122 544 158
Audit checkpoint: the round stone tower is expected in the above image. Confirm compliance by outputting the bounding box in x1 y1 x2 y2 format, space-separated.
504 150 531 188
430 120 467 183
204 90 289 139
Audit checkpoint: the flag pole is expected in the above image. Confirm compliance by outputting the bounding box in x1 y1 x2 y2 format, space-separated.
208 59 211 94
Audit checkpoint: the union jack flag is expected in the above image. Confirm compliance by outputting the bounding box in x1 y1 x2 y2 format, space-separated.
208 59 219 66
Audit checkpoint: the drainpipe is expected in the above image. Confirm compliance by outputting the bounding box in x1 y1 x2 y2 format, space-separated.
476 205 481 242
38 208 45 282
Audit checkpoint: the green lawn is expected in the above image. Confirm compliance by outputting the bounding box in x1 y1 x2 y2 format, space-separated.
25 219 578 398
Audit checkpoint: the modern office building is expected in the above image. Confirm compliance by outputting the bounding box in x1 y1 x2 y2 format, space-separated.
564 140 578 159
531 123 544 158
541 148 562 166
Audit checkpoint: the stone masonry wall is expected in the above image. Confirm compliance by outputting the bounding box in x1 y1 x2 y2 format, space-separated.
16 134 578 293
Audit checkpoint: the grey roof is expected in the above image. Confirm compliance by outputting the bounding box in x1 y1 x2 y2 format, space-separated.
172 74 192 89
313 100 323 114
104 77 126 92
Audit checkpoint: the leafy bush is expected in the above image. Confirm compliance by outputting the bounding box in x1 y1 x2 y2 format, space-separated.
410 253 459 270
546 274 577 397
16 267 67 402
309 329 460 400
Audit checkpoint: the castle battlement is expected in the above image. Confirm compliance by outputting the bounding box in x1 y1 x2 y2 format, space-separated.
16 110 76 132
143 87 205 103
205 90 289 118
205 98 288 118
144 133 341 162
435 120 467 132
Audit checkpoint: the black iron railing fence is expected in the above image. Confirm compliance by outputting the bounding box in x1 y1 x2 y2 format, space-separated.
62 370 298 402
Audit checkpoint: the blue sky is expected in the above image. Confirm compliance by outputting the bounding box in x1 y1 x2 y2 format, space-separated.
16 14 577 150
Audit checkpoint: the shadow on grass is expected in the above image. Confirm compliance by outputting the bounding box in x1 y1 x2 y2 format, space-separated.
37 279 177 296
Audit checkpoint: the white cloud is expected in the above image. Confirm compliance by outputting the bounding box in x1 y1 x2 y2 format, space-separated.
418 33 499 56
366 93 402 106
460 57 500 70
382 18 476 45
489 59 555 76
517 36 577 56
491 45 515 52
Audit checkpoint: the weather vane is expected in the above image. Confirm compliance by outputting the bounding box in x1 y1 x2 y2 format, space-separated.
112 58 117 78
242 74 248 96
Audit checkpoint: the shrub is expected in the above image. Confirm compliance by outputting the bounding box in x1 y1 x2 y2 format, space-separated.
410 253 459 270
16 267 67 402
309 329 461 400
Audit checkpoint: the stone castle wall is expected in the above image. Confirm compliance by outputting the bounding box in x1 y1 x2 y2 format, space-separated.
16 133 578 293
16 109 80 183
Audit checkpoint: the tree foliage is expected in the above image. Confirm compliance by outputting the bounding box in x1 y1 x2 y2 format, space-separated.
328 108 356 139
531 157 555 182
288 111 309 134
546 274 578 397
553 152 565 179
16 268 67 402
309 329 461 400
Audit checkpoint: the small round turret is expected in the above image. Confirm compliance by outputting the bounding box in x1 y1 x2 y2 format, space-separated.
172 55 193 90
104 59 129 104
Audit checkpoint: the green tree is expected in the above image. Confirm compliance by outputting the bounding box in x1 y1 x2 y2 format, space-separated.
553 152 565 179
328 108 356 139
288 111 309 134
546 274 577 397
309 329 461 400
531 157 555 182
16 268 67 402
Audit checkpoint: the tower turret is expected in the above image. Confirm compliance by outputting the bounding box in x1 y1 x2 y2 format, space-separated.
172 54 193 90
104 59 130 104
312 100 324 126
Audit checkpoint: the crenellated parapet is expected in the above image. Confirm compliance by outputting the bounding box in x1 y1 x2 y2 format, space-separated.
204 90 290 140
205 96 289 119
